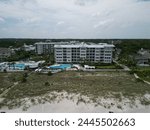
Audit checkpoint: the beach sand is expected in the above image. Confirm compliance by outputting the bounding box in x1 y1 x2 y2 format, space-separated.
1 92 150 113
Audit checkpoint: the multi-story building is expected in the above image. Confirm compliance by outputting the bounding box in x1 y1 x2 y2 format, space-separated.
35 42 70 55
35 42 55 55
54 43 115 63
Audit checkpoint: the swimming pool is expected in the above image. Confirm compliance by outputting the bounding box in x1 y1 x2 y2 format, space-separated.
10 64 25 70
49 64 72 70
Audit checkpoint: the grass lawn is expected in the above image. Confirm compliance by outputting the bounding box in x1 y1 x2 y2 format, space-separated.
95 65 122 69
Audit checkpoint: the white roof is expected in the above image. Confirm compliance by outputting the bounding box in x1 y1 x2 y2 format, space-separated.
35 42 70 45
35 42 55 45
54 43 114 48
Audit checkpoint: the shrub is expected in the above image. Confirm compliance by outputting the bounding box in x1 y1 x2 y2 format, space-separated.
3 69 7 73
47 71 53 76
45 82 50 86
23 72 28 78
31 98 35 103
21 74 27 83
136 78 144 83
129 70 136 74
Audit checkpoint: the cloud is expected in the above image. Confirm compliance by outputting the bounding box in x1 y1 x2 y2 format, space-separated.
138 0 150 2
57 21 65 25
94 19 114 28
0 0 150 38
75 0 98 6
0 17 5 22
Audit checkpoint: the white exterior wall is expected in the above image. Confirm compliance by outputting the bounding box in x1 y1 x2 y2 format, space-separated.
80 47 86 60
103 47 113 63
55 48 63 63
54 43 114 63
66 48 72 62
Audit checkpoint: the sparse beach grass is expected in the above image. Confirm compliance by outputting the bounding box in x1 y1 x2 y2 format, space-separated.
0 71 150 110
0 72 23 94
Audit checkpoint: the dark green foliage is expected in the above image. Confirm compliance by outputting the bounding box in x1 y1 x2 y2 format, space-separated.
47 71 53 76
129 69 136 74
116 39 150 67
0 39 44 48
45 82 50 86
7 50 35 62
20 73 28 83
3 69 7 73
136 78 144 83
136 70 150 81
116 39 150 54
23 72 28 78
21 77 27 83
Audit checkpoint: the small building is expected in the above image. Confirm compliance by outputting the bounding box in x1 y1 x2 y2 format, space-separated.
22 44 35 52
135 48 150 66
84 65 95 69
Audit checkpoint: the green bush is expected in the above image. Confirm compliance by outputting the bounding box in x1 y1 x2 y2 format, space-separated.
136 78 144 83
21 77 27 83
3 69 7 73
45 82 50 86
20 73 27 83
47 71 53 76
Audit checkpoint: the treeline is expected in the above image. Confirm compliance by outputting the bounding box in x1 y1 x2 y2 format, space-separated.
0 39 45 48
0 38 150 50
7 50 36 62
0 38 119 48
116 39 150 54
116 39 150 67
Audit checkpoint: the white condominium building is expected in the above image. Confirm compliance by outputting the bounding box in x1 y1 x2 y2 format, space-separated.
54 43 115 63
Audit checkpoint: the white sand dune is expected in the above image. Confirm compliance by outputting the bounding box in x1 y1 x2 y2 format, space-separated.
1 92 150 113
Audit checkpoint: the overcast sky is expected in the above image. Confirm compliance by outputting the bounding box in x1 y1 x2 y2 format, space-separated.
0 0 150 39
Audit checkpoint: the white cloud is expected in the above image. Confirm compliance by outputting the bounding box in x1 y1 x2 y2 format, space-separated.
75 0 98 6
0 17 5 22
0 0 150 38
94 19 114 28
57 21 65 25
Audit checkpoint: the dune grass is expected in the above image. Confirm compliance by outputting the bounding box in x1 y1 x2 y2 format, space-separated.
1 71 150 109
3 71 150 100
0 72 23 94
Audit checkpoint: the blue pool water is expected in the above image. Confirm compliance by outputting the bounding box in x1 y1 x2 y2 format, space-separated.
49 64 72 70
10 64 25 70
